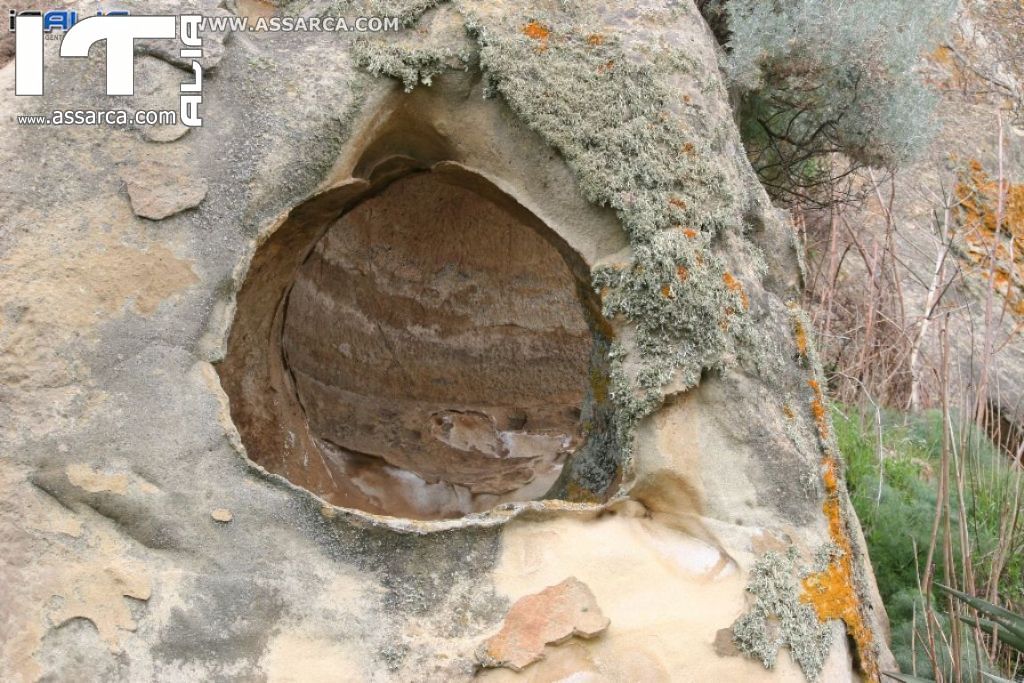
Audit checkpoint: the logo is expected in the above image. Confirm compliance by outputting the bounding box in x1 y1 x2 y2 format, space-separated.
12 10 205 126
8 9 129 33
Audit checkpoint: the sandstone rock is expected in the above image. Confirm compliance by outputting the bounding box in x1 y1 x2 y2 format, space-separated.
0 1 895 681
211 508 233 523
477 577 609 672
121 159 207 220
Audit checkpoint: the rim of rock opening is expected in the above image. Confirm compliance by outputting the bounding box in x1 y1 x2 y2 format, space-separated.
212 158 623 531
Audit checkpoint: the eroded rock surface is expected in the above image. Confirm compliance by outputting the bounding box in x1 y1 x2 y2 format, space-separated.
477 577 609 672
277 171 592 517
121 159 208 220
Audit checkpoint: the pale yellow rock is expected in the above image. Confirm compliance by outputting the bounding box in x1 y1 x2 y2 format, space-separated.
211 508 233 523
66 464 129 495
481 512 857 682
262 632 366 682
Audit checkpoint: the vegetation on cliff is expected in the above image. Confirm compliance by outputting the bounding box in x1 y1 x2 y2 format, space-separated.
839 405 1024 680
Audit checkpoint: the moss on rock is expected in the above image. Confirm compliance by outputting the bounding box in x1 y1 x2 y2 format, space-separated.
732 548 834 681
353 39 471 91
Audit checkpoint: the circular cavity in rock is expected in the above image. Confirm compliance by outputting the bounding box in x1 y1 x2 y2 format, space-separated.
219 168 606 520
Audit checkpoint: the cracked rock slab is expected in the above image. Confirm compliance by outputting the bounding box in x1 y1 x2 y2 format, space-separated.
477 577 609 672
122 159 207 220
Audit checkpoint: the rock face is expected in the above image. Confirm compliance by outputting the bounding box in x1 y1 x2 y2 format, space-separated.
0 1 894 681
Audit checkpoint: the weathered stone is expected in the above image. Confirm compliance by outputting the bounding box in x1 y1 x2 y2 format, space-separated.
477 577 609 672
121 159 207 220
714 627 742 658
210 508 233 523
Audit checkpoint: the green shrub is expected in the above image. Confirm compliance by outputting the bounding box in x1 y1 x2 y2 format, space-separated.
834 405 1023 679
718 0 953 203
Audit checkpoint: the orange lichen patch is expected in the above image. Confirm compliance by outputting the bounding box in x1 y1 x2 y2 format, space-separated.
682 228 698 239
782 403 795 420
676 265 689 282
722 272 750 310
522 21 550 41
808 379 829 442
954 159 1024 317
660 283 673 299
955 159 1024 237
800 469 879 681
821 457 838 491
795 359 880 679
793 318 809 356
668 197 687 210
929 44 955 67
586 33 604 46
922 44 960 88
597 59 615 74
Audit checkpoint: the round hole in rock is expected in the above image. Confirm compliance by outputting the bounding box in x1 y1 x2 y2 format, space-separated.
218 167 611 520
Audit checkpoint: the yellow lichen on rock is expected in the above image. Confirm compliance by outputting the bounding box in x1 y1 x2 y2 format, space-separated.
954 159 1024 316
800 468 879 681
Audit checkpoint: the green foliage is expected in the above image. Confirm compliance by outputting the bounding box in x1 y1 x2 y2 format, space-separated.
721 0 953 203
937 584 1024 653
835 406 1023 680
878 585 1024 683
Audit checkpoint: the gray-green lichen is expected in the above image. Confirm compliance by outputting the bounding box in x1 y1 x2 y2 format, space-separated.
460 8 755 465
732 548 834 681
352 39 471 91
363 0 447 26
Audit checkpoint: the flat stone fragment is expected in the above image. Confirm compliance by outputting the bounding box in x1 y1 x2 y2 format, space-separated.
211 508 233 523
122 160 207 220
477 577 609 672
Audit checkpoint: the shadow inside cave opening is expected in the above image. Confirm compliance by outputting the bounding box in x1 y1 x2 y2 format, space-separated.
216 158 617 521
